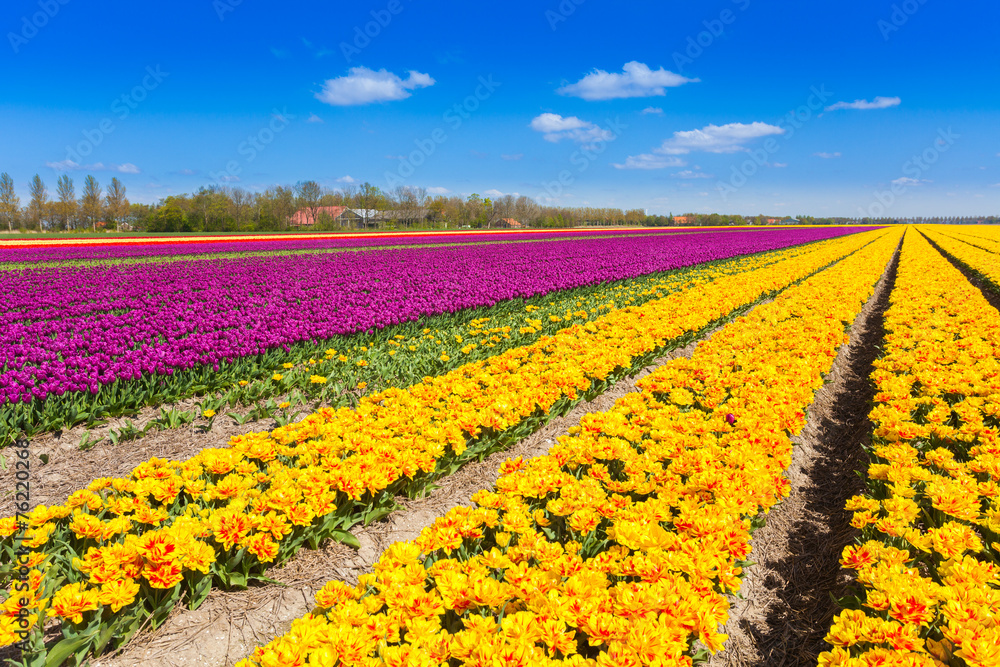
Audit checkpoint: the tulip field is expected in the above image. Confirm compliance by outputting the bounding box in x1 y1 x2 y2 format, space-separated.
2 225 1000 666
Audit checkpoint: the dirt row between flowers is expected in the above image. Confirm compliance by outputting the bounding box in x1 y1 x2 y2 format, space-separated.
86 312 758 667
0 394 309 520
708 242 900 667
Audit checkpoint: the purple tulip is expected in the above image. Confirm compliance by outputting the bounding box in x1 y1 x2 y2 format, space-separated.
0 227 881 405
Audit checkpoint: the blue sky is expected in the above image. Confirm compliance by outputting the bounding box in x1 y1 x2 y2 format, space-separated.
2 0 998 217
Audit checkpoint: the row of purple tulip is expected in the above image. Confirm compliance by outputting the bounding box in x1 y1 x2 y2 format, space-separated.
2 228 701 264
0 227 879 405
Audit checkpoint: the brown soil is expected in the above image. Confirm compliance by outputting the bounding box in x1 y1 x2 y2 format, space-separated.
0 395 319 519
89 329 723 667
708 242 899 666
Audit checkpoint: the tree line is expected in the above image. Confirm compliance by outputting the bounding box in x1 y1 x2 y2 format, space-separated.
0 173 130 232
4 173 988 234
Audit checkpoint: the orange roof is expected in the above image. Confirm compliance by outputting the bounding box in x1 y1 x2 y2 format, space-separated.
289 206 353 226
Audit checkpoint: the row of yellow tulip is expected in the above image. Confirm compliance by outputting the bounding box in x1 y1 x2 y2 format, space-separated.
238 229 902 667
931 224 1000 251
920 225 1000 293
0 230 885 663
819 230 1000 667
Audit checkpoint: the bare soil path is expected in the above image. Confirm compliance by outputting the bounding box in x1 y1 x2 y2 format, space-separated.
708 243 899 667
91 331 722 667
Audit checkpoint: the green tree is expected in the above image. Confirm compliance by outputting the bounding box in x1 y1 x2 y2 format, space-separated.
150 205 184 232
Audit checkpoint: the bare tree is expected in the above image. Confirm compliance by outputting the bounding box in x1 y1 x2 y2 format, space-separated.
81 175 103 232
0 173 20 232
105 177 129 231
269 185 296 229
28 175 49 231
56 175 77 230
230 186 250 229
294 180 323 227
392 185 424 227
495 194 516 226
356 182 382 229
514 196 539 227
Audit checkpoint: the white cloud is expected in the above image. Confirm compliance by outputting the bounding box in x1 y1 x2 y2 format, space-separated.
892 177 930 187
307 113 324 123
671 170 713 179
529 113 613 144
336 175 356 184
814 152 842 159
615 121 783 170
46 160 140 174
316 67 435 106
773 162 788 168
825 96 901 111
658 121 785 154
641 107 664 115
557 62 697 101
426 186 450 195
501 153 523 161
46 160 82 170
483 189 505 197
612 153 686 170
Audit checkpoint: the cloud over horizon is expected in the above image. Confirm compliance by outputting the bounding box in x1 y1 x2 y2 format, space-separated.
612 154 686 170
46 160 141 174
658 122 786 154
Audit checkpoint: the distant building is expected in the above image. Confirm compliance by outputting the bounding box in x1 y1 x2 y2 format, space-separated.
289 206 363 228
766 218 781 224
673 216 693 225
352 208 430 228
780 217 801 225
495 218 523 229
